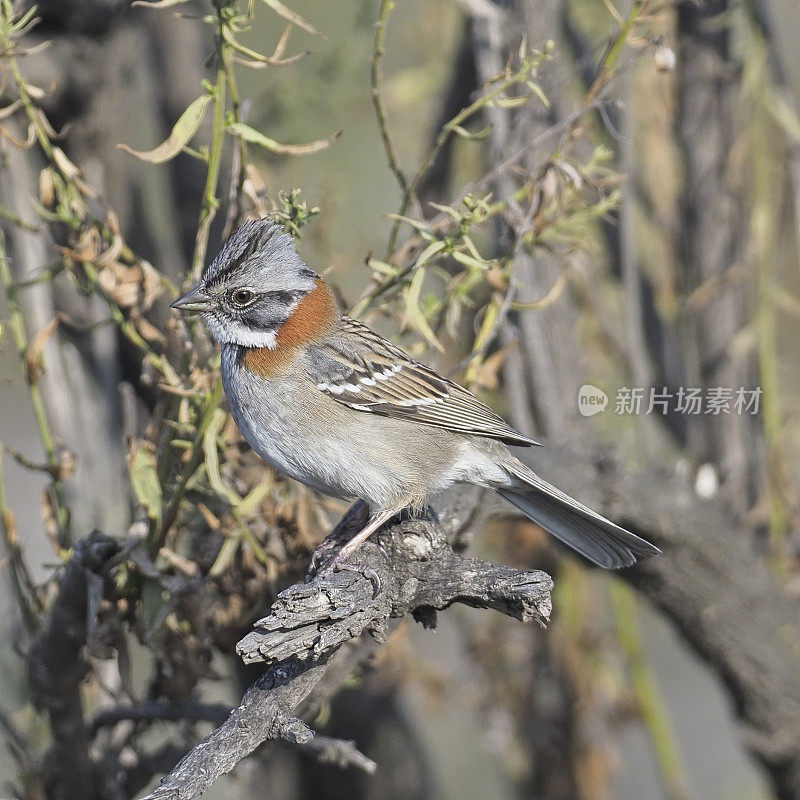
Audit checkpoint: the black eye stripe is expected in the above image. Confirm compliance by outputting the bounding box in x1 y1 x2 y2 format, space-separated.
224 289 302 306
257 290 303 305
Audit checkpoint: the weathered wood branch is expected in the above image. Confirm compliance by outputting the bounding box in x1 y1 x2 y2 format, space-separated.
28 531 121 800
142 502 552 800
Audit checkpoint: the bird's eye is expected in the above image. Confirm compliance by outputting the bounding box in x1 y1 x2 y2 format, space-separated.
230 288 255 307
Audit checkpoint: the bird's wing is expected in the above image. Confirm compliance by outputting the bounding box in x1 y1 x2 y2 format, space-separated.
306 316 538 446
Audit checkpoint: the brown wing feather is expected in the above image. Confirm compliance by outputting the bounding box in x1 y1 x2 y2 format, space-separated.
306 317 539 446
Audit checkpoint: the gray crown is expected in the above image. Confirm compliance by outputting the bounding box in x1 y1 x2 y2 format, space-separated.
202 219 312 286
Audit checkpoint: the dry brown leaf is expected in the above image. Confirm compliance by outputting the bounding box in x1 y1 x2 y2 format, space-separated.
0 121 35 148
40 490 61 554
95 259 163 313
52 147 97 198
197 502 221 531
38 167 54 207
135 316 167 345
140 261 163 309
106 209 122 237
56 446 76 480
24 317 58 383
94 233 124 268
469 342 514 392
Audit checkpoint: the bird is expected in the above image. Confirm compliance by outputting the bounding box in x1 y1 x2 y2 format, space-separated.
171 218 660 569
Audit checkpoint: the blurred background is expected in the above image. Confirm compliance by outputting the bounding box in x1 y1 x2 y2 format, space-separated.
2 1 800 799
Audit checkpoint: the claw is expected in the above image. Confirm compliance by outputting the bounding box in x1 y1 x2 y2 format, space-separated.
336 562 382 598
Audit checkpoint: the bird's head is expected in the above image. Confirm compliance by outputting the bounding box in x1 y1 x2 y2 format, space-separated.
171 219 323 349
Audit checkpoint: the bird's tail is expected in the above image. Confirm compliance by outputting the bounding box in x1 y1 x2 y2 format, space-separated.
496 460 661 569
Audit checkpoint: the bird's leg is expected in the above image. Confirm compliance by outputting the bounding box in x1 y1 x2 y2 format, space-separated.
312 507 398 588
335 507 397 561
324 508 399 597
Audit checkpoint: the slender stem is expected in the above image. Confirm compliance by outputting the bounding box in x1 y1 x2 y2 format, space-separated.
0 205 39 231
9 57 55 160
221 43 248 232
596 0 644 81
609 581 693 800
152 377 224 554
0 230 69 541
752 82 786 569
371 0 407 197
0 444 41 634
191 62 228 282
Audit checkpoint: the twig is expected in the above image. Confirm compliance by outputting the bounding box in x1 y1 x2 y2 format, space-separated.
0 444 41 633
152 377 224 553
371 0 407 197
386 52 547 259
91 701 231 733
221 47 249 239
190 24 229 283
80 261 182 389
141 659 330 800
299 735 377 774
0 229 69 541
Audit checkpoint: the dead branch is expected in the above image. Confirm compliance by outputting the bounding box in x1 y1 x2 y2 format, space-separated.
27 531 120 800
142 502 552 800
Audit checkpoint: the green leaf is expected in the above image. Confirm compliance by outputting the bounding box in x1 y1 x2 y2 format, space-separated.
228 121 341 156
462 235 483 261
386 214 432 235
451 250 489 271
403 268 444 353
488 95 529 109
427 201 461 221
236 480 271 515
141 578 165 634
406 265 426 311
367 258 399 276
257 0 325 38
117 94 212 163
129 442 162 522
766 88 800 144
450 123 491 140
414 239 446 269
526 81 550 107
210 534 241 577
203 408 240 506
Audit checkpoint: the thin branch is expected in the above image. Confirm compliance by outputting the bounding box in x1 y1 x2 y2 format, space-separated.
91 701 231 733
0 444 41 633
0 229 69 541
371 0 407 198
152 377 224 553
190 62 227 283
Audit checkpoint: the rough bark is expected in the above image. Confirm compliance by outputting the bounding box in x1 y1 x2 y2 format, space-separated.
142 500 552 800
673 0 760 515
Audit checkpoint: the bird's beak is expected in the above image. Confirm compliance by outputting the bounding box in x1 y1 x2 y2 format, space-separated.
171 284 213 312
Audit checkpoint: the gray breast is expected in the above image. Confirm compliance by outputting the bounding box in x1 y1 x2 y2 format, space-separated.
220 344 461 509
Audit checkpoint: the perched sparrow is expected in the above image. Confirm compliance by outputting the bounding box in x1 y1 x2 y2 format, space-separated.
172 219 660 568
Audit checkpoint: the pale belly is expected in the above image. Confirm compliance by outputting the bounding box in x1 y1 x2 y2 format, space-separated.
220 345 503 511
222 346 440 508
